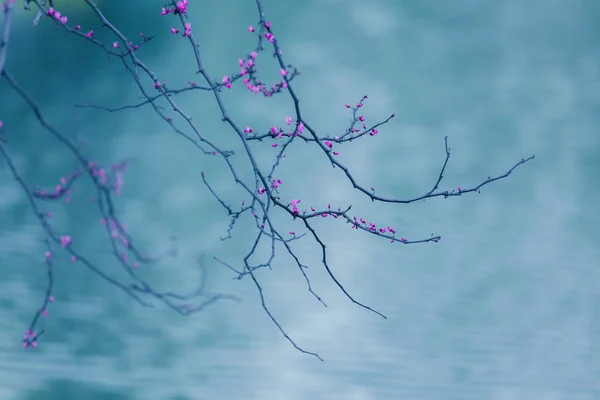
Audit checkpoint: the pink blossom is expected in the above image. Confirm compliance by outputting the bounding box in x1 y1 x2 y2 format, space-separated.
248 25 255 32
60 235 71 247
176 0 188 13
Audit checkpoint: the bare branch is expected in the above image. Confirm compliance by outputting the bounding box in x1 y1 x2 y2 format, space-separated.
0 0 533 359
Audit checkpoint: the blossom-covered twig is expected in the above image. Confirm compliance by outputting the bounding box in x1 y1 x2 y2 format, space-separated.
0 0 534 360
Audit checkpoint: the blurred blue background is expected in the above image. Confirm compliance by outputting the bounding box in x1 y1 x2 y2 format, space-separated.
1 0 599 399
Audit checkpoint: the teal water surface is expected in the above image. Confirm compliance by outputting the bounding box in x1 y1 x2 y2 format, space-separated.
1 0 599 399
